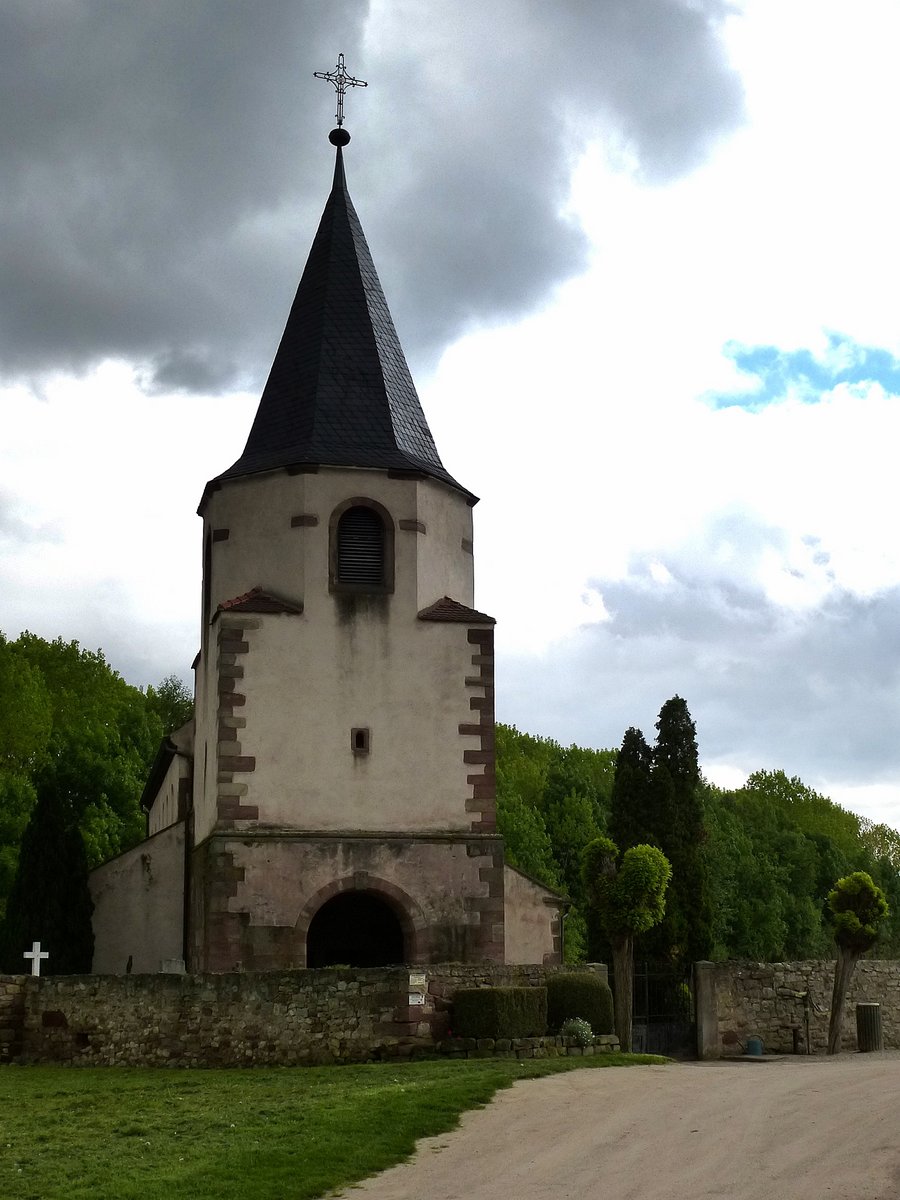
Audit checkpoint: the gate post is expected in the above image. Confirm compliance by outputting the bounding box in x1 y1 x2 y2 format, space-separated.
694 961 719 1060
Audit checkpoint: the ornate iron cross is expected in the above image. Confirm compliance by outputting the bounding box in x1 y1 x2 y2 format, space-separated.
314 53 367 127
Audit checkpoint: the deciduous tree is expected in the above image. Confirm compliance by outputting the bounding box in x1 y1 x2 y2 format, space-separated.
826 872 888 1055
582 836 670 1051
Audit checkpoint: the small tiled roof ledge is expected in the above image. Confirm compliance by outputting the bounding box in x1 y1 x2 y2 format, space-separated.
417 596 495 624
214 587 304 617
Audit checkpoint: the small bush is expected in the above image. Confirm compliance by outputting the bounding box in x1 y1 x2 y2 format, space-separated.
452 986 548 1039
547 972 614 1034
559 1017 593 1047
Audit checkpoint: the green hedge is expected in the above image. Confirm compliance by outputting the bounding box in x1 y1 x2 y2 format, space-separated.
546 972 614 1034
452 987 548 1039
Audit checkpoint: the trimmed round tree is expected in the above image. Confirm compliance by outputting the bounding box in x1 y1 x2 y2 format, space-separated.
582 836 671 1052
826 871 888 1054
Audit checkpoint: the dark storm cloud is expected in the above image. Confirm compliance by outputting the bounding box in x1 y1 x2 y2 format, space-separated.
498 569 900 787
0 1 742 392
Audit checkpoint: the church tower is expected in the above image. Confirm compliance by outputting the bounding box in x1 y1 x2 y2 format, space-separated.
90 81 566 975
188 121 504 971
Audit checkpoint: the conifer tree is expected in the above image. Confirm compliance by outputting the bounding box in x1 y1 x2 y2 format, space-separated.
609 726 654 851
646 696 712 967
0 771 94 974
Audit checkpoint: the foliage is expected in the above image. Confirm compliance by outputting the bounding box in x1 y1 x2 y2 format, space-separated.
0 631 186 919
496 792 559 888
583 839 671 941
826 871 889 1055
645 697 712 966
496 715 900 966
144 674 193 735
608 726 654 851
827 872 889 953
559 1016 594 1046
582 836 671 1051
0 769 94 974
451 986 548 1039
546 972 614 1035
0 1058 667 1200
562 905 588 965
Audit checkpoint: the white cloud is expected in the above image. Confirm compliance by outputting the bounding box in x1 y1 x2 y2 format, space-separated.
5 3 900 825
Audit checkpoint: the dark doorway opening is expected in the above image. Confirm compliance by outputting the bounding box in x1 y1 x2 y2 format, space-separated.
306 890 406 968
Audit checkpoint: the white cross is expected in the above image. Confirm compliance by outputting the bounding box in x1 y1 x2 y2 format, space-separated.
23 941 49 977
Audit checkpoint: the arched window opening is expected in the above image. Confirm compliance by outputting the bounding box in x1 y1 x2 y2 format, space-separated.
337 506 384 585
306 891 405 968
329 498 394 594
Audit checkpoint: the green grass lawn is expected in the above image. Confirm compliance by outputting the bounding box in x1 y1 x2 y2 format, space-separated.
0 1053 666 1199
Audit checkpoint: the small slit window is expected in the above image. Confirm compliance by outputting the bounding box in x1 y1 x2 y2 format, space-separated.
351 727 370 755
338 507 385 585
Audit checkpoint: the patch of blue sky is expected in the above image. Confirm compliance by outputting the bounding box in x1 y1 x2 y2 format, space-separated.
708 332 900 410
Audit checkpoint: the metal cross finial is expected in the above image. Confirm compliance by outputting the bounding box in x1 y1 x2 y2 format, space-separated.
314 53 367 127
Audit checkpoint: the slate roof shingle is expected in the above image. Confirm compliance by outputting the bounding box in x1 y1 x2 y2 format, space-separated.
209 146 473 503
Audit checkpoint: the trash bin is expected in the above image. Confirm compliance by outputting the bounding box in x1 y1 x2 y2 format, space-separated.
856 1003 882 1052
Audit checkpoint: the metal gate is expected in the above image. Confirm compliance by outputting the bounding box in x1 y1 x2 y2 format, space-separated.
630 961 696 1058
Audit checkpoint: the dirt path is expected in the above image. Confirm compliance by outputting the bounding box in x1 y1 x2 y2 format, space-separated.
337 1056 900 1200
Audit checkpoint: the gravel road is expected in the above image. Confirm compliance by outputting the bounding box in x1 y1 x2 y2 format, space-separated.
337 1056 900 1200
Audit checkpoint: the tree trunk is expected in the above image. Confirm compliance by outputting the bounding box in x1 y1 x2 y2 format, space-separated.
827 945 859 1055
612 935 634 1053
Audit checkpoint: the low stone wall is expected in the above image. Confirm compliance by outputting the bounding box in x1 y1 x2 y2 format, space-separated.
695 960 900 1057
0 962 608 1067
0 977 26 1063
436 1033 620 1059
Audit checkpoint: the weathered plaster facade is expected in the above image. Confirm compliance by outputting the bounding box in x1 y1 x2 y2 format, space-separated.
503 865 567 965
90 822 186 974
193 469 483 844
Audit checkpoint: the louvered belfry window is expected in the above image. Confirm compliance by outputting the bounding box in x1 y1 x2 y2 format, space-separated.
337 506 385 586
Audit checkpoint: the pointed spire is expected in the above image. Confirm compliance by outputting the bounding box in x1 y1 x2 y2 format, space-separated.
209 137 472 503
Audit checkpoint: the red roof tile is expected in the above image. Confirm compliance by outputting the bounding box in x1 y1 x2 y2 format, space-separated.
217 587 303 615
417 596 495 624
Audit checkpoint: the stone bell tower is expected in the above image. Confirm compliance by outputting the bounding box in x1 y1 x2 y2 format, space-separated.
187 113 504 971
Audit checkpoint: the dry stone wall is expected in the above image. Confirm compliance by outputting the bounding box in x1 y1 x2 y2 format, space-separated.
0 977 25 1063
696 959 900 1057
0 962 607 1068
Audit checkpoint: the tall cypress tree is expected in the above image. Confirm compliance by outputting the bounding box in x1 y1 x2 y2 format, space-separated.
0 773 94 974
644 696 712 968
609 726 655 851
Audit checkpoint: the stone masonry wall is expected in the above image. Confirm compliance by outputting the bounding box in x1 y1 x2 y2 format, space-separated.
696 960 900 1057
0 977 25 1063
0 962 607 1068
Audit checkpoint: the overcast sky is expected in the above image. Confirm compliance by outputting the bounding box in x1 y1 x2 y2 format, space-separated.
3 2 900 827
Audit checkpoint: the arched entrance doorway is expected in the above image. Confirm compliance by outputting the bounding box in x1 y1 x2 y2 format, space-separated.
306 890 406 968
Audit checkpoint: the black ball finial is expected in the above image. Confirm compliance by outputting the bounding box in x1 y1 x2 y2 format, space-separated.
329 127 351 147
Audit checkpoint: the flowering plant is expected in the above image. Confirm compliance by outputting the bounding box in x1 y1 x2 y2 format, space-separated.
560 1017 593 1047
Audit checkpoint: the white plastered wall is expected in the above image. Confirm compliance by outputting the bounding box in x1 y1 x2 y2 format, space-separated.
90 822 185 974
193 466 479 843
503 865 563 965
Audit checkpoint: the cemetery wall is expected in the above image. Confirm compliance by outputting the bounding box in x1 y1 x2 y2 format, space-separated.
695 959 900 1057
0 962 607 1067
